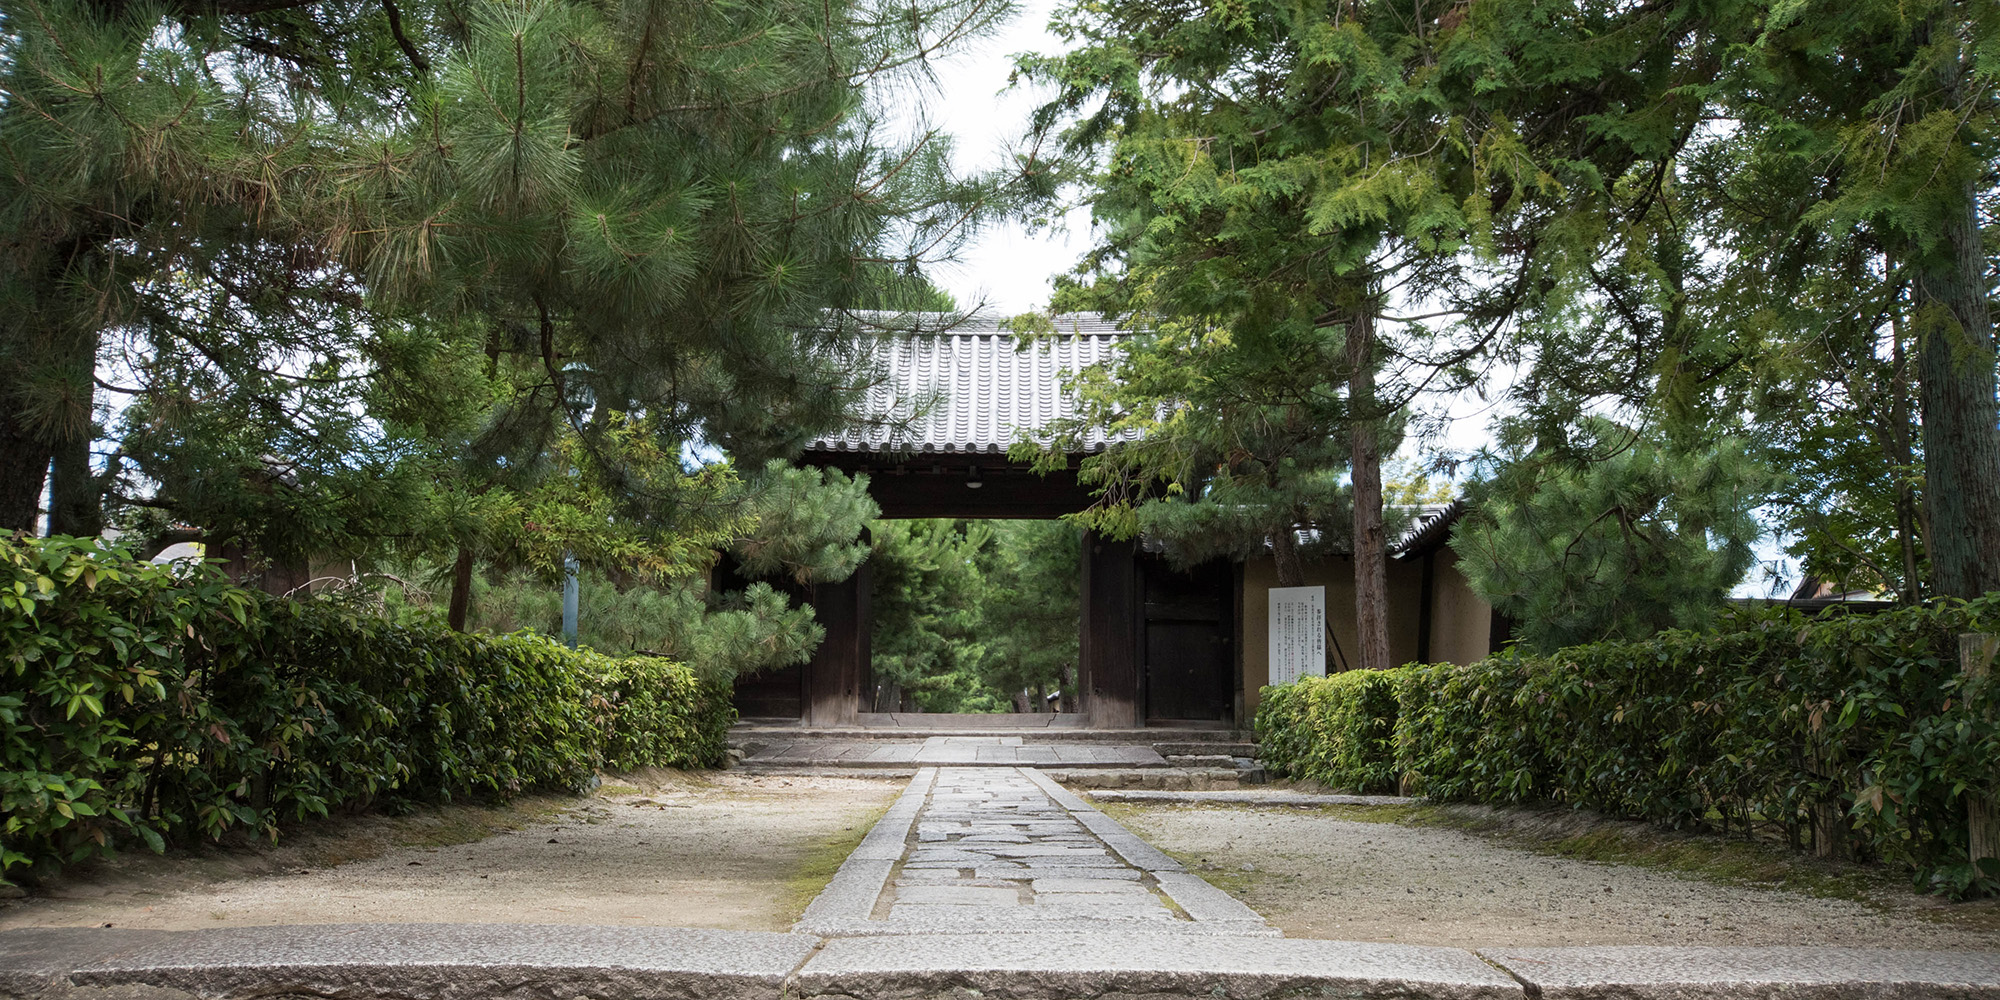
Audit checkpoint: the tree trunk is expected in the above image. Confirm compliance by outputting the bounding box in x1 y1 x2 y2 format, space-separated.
1348 308 1391 672
1915 178 2000 600
47 424 101 537
1887 321 1924 604
0 388 49 532
446 547 475 631
1271 519 1305 587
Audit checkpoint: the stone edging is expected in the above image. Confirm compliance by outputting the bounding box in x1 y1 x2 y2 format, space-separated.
4 923 2000 1000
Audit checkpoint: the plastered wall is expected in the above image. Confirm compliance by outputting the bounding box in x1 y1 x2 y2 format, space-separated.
1239 548 1493 716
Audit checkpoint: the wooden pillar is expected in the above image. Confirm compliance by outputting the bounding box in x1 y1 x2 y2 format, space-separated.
1080 530 1140 729
1415 550 1436 665
1965 633 1999 871
804 558 869 727
1231 561 1247 728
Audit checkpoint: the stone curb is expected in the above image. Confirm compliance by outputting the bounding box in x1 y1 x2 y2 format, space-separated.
0 923 817 1000
794 931 1518 999
1477 945 2000 999
6 925 2000 1000
794 767 936 934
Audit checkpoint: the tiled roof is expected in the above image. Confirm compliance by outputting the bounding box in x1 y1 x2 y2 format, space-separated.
1391 501 1464 558
806 313 1135 456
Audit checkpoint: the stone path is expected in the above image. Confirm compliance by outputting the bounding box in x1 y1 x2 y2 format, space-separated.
743 736 1167 769
795 766 1271 936
8 763 2000 999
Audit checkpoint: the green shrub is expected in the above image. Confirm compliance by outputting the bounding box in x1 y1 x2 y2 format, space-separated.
1256 596 2000 897
0 536 734 885
591 654 733 771
1255 670 1404 792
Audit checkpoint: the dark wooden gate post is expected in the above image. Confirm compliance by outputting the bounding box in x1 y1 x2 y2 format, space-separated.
804 556 869 727
1080 529 1141 729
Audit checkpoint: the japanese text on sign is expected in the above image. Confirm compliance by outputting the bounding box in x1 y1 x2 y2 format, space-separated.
1268 586 1326 686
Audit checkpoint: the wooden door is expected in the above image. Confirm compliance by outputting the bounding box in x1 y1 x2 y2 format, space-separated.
1141 556 1232 722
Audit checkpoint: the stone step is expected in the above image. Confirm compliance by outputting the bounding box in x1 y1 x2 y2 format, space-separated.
15 924 1996 1000
734 737 1174 771
1042 767 1243 791
730 725 1252 747
1150 741 1259 757
1162 754 1238 768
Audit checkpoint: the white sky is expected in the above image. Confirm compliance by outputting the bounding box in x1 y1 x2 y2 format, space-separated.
908 0 1088 316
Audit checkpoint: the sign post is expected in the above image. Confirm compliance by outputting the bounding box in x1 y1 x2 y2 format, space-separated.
1268 586 1327 686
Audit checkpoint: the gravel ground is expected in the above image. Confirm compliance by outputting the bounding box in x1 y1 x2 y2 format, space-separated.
1110 803 2000 949
0 771 900 933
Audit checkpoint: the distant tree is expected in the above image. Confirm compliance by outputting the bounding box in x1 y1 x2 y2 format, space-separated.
1013 0 1549 669
1019 315 1374 588
976 520 1080 706
1453 419 1778 653
867 519 996 712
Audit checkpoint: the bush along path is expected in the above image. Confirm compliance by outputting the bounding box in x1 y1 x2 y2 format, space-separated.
0 536 734 888
1256 597 2000 898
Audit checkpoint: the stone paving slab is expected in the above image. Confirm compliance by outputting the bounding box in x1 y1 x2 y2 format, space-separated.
1479 945 2000 999
796 765 1274 937
1 924 818 1000
894 886 1020 906
794 931 1523 1000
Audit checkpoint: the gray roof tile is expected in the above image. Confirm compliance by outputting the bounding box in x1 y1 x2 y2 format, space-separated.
808 314 1135 456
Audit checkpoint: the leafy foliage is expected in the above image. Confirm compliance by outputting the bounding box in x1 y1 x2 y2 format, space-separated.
1454 420 1779 652
868 520 996 712
1254 670 1401 794
0 536 731 885
1257 598 2000 898
470 569 821 684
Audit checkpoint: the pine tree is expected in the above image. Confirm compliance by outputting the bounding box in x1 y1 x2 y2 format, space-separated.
0 0 1016 563
1448 0 2000 601
1454 419 1777 652
1019 314 1384 588
1014 0 1525 668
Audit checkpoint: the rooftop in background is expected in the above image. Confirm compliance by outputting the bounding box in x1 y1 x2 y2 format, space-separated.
806 313 1135 457
1393 501 1464 559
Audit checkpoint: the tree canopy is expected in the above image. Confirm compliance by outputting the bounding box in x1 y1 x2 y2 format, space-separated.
1015 0 2000 655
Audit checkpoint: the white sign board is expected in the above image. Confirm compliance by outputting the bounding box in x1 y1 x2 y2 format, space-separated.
1268 586 1327 686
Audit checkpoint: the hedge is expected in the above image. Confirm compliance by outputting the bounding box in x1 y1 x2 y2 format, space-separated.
1256 669 1402 794
1 536 735 885
1255 596 2000 897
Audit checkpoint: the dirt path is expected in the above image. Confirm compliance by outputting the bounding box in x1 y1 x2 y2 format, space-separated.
0 771 900 933
1106 801 2000 950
